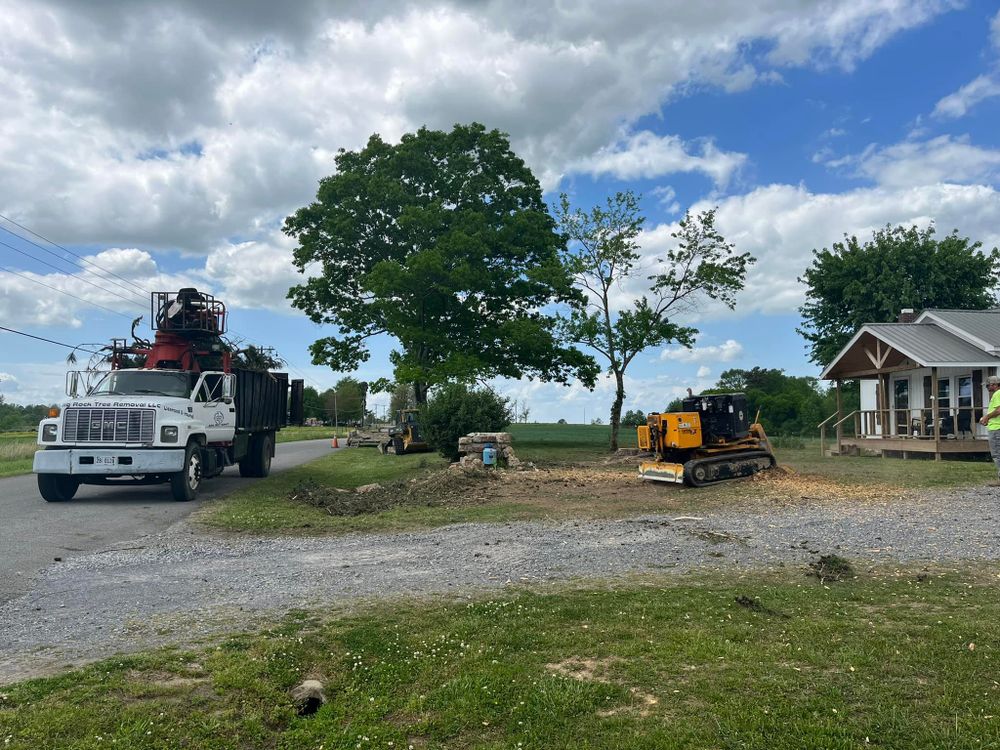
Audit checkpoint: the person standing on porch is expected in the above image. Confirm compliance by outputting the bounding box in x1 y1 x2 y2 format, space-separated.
979 375 1000 484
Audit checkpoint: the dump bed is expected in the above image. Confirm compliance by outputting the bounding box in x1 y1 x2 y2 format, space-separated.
234 369 289 432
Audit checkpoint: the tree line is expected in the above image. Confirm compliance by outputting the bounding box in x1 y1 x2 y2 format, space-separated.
0 398 49 432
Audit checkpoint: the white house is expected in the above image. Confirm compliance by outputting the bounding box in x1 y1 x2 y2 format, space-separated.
821 309 1000 458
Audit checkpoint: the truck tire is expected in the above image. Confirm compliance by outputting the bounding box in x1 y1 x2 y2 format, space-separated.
256 432 273 478
170 443 202 501
38 473 80 502
239 432 273 478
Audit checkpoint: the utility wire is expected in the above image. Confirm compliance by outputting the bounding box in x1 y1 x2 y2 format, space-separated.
0 325 103 355
0 265 136 320
0 213 153 298
0 238 147 312
0 227 150 307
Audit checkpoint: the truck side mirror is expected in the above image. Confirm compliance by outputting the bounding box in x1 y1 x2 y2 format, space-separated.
222 374 235 404
66 371 80 398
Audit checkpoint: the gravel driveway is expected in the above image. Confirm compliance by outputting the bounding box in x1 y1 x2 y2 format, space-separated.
2 486 999 683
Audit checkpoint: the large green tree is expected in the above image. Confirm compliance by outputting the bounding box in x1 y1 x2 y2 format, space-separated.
556 192 754 451
322 377 367 424
285 122 599 403
798 224 1000 368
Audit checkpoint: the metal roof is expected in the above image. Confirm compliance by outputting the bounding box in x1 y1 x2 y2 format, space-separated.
822 321 1000 379
862 323 1000 365
916 309 1000 350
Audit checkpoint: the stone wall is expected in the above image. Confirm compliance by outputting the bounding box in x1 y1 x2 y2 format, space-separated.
456 431 524 468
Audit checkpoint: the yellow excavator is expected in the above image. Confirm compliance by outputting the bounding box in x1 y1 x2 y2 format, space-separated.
378 408 432 455
637 393 776 486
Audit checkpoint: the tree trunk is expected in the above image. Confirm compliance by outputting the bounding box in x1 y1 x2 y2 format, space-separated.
609 371 625 452
413 381 428 405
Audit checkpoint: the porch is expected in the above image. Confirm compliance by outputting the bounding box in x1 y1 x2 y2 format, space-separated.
820 406 988 458
819 323 999 460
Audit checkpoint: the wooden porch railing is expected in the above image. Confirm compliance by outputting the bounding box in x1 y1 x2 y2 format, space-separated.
819 405 982 456
818 410 859 456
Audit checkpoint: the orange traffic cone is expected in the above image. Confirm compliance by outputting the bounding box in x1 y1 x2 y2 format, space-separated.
331 436 340 448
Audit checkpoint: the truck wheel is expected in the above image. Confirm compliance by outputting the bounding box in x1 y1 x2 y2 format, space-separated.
239 433 272 478
170 443 202 502
256 433 273 478
38 474 80 502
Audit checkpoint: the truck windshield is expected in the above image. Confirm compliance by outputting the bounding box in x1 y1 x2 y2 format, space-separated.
88 370 193 398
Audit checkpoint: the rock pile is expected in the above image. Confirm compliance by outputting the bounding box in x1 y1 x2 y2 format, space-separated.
457 431 526 469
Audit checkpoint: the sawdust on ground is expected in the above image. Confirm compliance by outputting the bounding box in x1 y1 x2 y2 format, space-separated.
290 457 910 518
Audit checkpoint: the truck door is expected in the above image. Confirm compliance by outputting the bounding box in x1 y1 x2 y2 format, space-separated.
193 373 235 443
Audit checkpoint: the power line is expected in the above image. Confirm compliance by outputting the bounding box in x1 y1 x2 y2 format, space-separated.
0 265 137 321
0 325 103 355
0 238 146 312
0 227 150 308
0 213 153 299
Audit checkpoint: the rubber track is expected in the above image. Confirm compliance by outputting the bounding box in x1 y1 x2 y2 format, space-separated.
682 451 777 487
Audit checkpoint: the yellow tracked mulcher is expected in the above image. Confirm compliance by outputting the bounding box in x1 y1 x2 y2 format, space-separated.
637 393 777 487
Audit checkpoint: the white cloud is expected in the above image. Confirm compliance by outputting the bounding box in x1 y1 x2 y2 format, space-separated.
651 185 681 213
0 361 75 404
697 181 1000 316
660 339 743 363
930 9 1000 119
696 365 712 378
838 135 1000 188
203 234 304 313
568 130 747 187
0 0 956 254
933 73 1000 119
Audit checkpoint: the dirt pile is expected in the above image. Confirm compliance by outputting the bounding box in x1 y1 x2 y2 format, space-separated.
289 468 502 516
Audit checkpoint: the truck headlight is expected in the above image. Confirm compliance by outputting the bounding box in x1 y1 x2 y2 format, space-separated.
42 424 58 442
160 426 179 443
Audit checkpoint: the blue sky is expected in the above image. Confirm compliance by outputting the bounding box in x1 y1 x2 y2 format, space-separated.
2 0 1000 423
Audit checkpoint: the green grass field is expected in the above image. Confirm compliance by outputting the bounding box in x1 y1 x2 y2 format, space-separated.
275 425 349 444
506 422 638 463
3 568 998 749
0 431 36 478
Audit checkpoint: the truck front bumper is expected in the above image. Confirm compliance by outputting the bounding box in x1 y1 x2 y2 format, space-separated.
33 448 185 476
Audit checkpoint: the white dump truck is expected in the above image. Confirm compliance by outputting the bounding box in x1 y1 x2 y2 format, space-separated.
33 288 304 502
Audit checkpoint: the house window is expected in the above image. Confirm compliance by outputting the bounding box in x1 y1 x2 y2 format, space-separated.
958 376 972 409
958 375 973 434
937 379 951 410
894 379 909 435
937 378 954 435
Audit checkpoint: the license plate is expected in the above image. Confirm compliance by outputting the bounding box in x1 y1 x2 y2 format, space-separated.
94 456 117 465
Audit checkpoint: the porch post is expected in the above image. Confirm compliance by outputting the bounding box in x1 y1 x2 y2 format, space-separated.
932 366 941 461
881 372 889 458
835 379 843 455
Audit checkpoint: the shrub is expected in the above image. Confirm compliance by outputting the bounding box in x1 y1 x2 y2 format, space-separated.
419 383 512 460
557 418 567 424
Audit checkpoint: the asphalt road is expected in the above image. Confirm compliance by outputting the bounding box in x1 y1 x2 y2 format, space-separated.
0 438 338 602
